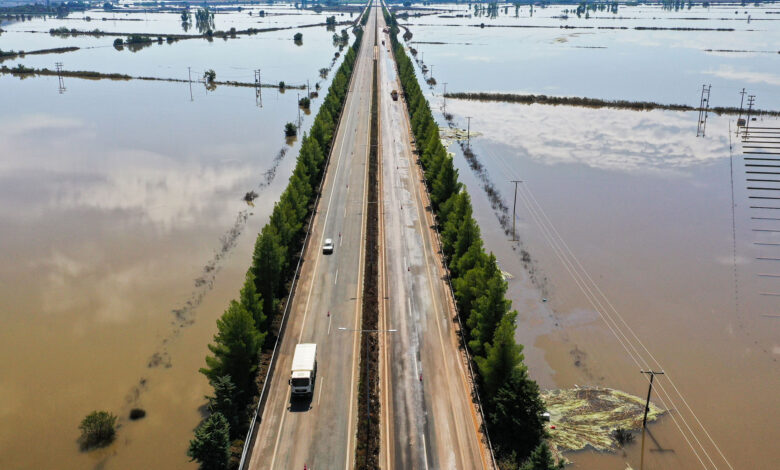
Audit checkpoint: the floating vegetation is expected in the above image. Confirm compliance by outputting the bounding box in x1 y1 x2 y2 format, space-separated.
542 387 664 454
445 92 780 116
438 126 482 147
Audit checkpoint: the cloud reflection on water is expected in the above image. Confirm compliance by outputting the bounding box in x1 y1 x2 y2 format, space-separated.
448 100 731 173
0 113 259 231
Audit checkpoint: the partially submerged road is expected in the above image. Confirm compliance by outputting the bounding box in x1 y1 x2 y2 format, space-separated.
376 10 488 470
247 4 377 469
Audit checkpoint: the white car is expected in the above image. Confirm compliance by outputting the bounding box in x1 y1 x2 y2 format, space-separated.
323 238 334 254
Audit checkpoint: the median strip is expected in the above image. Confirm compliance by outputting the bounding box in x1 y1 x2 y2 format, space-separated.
354 16 381 469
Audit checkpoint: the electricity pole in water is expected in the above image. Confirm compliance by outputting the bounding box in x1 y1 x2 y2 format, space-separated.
55 62 65 94
466 116 472 148
696 84 711 137
188 66 193 101
639 370 664 470
511 180 522 241
442 82 448 114
737 88 747 125
254 69 262 108
297 92 302 128
745 94 756 137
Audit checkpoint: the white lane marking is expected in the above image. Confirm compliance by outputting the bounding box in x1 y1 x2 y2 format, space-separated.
318 375 325 406
408 297 412 318
335 268 339 285
268 400 288 469
328 312 332 335
422 433 430 470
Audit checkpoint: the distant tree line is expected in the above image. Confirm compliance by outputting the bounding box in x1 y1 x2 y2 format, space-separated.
187 25 364 470
384 8 560 470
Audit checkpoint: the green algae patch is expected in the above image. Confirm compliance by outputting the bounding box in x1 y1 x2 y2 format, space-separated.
542 387 664 454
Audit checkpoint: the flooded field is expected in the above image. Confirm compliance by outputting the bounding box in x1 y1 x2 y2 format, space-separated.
0 4 352 468
400 2 780 108
398 2 779 469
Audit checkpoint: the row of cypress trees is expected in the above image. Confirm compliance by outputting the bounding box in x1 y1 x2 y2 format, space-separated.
187 24 366 470
383 8 561 470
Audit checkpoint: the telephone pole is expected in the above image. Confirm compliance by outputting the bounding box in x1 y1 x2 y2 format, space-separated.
442 82 448 113
55 62 65 94
254 69 262 107
745 94 756 137
297 92 302 128
737 88 747 125
639 370 664 470
188 66 193 101
511 180 522 241
466 116 472 148
696 84 711 137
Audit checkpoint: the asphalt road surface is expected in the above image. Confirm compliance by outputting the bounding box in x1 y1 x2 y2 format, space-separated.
247 4 377 469
375 9 488 470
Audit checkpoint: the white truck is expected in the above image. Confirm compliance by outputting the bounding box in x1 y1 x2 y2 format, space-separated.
289 343 317 397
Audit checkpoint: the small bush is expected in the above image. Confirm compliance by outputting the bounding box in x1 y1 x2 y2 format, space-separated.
284 122 297 137
293 32 303 42
78 410 117 450
613 428 635 447
112 38 123 47
129 408 146 420
298 96 310 109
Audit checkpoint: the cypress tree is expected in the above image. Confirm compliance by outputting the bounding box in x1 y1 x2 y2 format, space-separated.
188 412 230 470
475 311 522 396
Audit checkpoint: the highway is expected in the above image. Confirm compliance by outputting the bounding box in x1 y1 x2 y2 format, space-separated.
376 9 488 470
246 4 377 469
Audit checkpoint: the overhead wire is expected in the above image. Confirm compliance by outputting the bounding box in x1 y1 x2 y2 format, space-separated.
514 183 712 469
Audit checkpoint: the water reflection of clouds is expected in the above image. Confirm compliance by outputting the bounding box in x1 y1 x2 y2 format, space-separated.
703 65 780 87
56 151 254 231
0 114 87 138
0 114 257 231
449 101 730 173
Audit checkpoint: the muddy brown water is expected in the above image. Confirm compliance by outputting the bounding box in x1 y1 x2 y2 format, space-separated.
0 73 327 469
443 100 780 469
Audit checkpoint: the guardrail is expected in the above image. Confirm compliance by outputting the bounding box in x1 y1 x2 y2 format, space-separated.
236 6 370 470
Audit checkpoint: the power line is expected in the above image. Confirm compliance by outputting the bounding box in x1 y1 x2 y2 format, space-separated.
514 182 730 469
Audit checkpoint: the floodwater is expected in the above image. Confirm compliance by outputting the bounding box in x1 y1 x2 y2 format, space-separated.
400 2 780 108
399 3 780 469
0 5 350 467
1 6 355 86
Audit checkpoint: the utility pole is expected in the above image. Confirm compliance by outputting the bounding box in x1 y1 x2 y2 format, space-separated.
639 370 664 470
696 84 711 137
297 92 302 128
511 180 522 241
442 82 448 113
188 66 193 101
306 79 310 98
254 69 262 108
737 87 747 125
55 62 65 94
466 116 472 148
745 94 756 138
